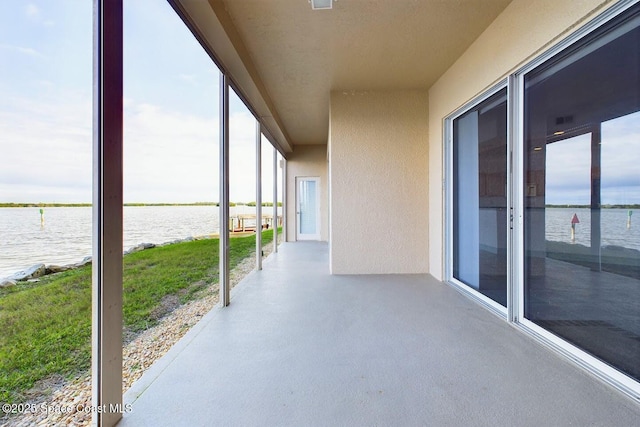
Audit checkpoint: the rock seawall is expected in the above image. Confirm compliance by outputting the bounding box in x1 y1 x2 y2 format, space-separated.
0 257 92 288
0 236 204 288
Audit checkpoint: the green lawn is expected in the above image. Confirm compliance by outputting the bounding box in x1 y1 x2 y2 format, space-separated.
0 229 279 404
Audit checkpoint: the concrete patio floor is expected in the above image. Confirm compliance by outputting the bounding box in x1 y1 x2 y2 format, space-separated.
119 242 640 426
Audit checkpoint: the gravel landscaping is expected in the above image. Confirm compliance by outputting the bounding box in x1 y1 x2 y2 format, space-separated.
1 241 274 427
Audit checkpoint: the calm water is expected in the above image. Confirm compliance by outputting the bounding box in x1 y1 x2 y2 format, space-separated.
545 208 639 251
1 206 636 280
0 205 265 280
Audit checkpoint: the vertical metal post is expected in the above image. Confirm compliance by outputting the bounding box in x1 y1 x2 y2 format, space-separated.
282 158 287 242
507 74 518 323
256 122 262 270
219 74 230 307
591 125 602 272
273 147 278 252
92 0 123 425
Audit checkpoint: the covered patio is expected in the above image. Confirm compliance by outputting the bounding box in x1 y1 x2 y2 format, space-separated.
118 242 640 426
84 0 640 424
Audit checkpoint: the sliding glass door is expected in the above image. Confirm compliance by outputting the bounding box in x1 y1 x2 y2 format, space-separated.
447 1 640 394
452 88 508 308
522 4 640 383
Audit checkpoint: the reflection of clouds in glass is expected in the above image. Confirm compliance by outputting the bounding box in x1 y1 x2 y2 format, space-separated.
545 111 640 205
602 111 640 204
546 134 591 205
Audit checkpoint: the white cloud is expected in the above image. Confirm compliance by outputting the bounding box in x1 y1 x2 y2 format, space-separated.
0 0 270 205
0 93 92 203
178 74 196 83
0 43 44 58
35 79 54 87
228 111 259 203
122 101 219 203
24 3 54 26
25 3 39 18
121 103 273 204
0 92 272 204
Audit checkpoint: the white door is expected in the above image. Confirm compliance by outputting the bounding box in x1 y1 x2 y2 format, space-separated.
296 177 320 240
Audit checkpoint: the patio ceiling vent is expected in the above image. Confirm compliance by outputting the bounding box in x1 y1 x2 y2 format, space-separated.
310 0 332 10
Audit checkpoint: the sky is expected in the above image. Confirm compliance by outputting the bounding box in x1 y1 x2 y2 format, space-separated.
0 0 280 204
1 2 637 206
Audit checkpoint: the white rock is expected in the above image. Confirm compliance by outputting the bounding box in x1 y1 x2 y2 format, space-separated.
75 256 92 267
127 242 156 254
11 263 46 281
0 279 16 288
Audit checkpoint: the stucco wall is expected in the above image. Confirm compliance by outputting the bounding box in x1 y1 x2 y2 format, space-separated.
286 144 329 242
329 90 429 274
427 0 617 280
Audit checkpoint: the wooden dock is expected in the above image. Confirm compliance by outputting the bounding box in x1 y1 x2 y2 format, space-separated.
192 214 282 240
229 213 282 233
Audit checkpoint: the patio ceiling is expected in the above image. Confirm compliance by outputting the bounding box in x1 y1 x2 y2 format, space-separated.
173 0 512 151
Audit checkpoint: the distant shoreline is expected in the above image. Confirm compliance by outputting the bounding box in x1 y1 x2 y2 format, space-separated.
0 202 216 208
544 204 639 209
0 202 282 208
6 202 632 209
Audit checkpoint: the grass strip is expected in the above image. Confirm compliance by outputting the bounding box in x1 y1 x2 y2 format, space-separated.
0 229 278 404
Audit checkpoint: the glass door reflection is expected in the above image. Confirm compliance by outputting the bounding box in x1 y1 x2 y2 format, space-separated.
523 9 640 380
453 88 508 307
